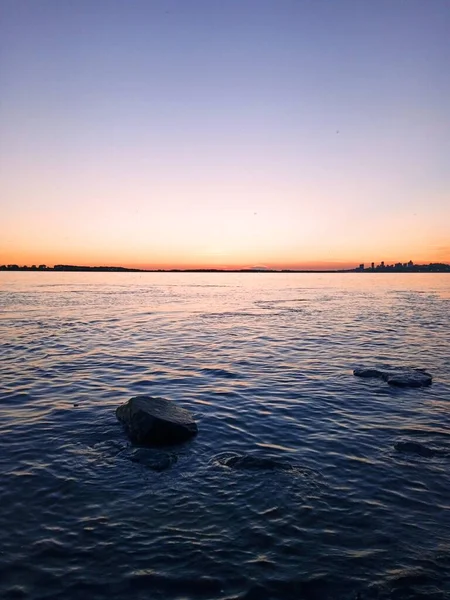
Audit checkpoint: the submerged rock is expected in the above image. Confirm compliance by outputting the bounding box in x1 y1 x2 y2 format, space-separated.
128 448 178 471
116 396 198 446
213 452 303 473
353 366 432 388
218 454 288 470
394 441 436 458
394 440 449 458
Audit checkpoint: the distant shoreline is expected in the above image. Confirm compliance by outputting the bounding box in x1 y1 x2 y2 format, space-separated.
1 264 449 273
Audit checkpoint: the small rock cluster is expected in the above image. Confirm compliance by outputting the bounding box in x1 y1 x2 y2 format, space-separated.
113 366 434 472
353 366 432 388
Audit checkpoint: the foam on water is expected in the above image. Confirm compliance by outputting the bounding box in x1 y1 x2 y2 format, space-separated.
0 272 449 599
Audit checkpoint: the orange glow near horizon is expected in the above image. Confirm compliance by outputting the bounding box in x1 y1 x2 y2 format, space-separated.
1 185 449 270
2 189 450 270
2 242 449 272
1 190 450 270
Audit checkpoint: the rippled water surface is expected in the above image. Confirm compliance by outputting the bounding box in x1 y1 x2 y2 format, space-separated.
1 272 449 600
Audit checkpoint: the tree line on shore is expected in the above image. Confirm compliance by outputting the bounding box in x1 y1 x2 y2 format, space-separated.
1 263 449 273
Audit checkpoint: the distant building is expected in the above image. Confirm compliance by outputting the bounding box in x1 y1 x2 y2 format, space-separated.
359 263 364 271
371 262 375 270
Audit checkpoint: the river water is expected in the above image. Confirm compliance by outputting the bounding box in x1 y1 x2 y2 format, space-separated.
0 272 449 600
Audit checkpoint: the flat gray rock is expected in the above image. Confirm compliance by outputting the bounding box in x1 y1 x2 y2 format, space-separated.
354 366 432 388
353 367 384 379
116 396 198 446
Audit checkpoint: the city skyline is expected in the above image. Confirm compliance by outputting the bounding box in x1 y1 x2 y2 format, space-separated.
1 1 449 269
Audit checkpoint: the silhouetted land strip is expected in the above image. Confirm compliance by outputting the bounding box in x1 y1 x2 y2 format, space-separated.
1 263 449 273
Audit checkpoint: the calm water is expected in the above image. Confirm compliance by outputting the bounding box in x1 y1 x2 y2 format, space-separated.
1 272 449 600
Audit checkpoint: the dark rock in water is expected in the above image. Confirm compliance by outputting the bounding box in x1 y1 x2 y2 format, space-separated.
353 367 384 379
214 452 298 472
128 448 178 471
116 396 198 446
385 369 432 388
353 366 432 388
220 455 283 470
394 441 436 458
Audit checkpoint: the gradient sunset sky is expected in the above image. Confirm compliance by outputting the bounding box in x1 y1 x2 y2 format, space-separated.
1 0 449 269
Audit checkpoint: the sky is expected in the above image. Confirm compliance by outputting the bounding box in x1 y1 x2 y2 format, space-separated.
1 0 449 270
